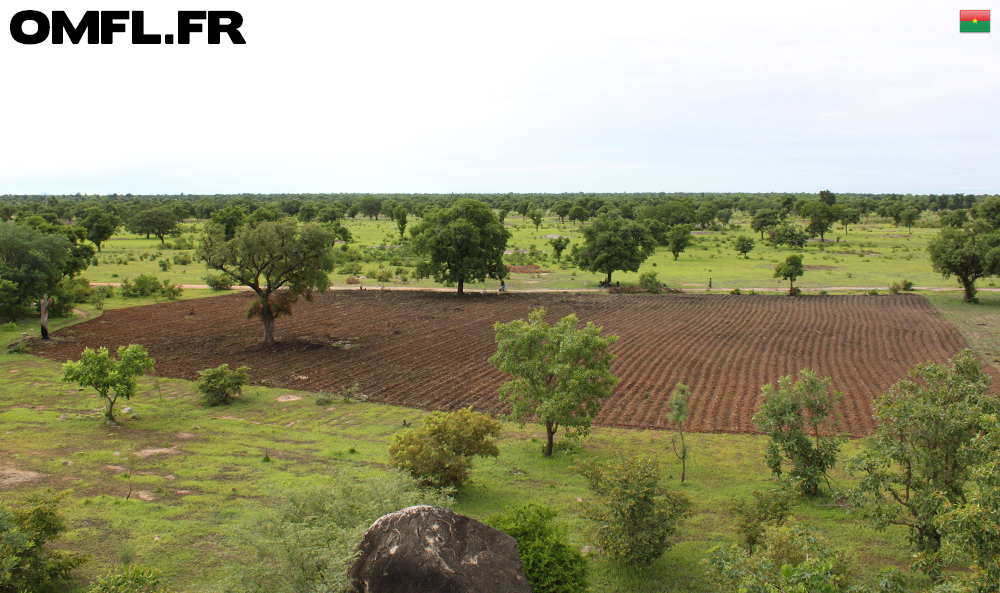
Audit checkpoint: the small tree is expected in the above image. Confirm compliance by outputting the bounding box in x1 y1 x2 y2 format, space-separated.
723 482 799 554
927 227 1000 303
752 369 844 496
486 504 587 593
388 407 501 488
549 236 570 262
666 223 693 260
900 207 920 234
846 350 1000 581
773 254 805 295
575 453 692 565
666 383 690 482
639 270 661 294
395 208 408 239
575 213 655 284
62 344 155 423
529 209 544 231
197 363 251 406
490 308 619 457
734 236 755 259
0 492 89 593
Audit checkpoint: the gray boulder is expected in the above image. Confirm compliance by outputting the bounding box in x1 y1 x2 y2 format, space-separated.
349 505 531 593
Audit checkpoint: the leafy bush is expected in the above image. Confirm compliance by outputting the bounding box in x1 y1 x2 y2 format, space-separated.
730 287 743 295
752 369 844 496
157 259 171 272
638 270 660 294
231 471 452 593
0 492 89 593
90 564 173 593
203 274 234 291
388 407 501 488
575 453 692 565
197 363 251 406
888 282 902 295
60 276 94 303
90 288 106 310
486 504 587 593
339 382 367 403
705 523 855 593
901 279 915 291
119 275 163 298
159 281 182 300
339 262 363 276
723 482 799 553
7 340 29 354
172 253 193 266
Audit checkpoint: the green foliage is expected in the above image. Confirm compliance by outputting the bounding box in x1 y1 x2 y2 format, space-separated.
230 471 452 593
196 363 251 406
575 213 656 283
774 254 805 295
0 223 74 320
62 344 155 423
172 253 192 266
203 273 234 291
0 492 89 593
705 523 856 593
198 217 335 343
723 482 799 554
846 350 1000 581
7 341 29 354
734 235 755 258
928 227 1000 303
388 407 501 488
575 453 692 565
79 207 122 252
60 276 94 303
938 414 1000 593
773 224 809 249
127 207 179 244
638 270 661 294
752 369 844 496
159 281 182 300
367 267 393 283
119 275 165 298
90 564 173 593
486 504 587 593
666 384 690 482
409 199 510 295
157 259 171 272
666 223 694 260
549 236 571 262
491 308 620 456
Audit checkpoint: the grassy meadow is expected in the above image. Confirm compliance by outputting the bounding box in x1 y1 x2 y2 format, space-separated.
3 209 998 592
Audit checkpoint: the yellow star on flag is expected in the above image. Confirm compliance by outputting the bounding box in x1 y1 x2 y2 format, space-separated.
973 18 979 23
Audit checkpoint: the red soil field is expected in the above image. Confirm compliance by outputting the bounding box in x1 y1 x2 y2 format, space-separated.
36 291 976 436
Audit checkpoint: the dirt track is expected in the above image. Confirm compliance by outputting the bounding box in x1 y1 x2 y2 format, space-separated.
36 291 977 436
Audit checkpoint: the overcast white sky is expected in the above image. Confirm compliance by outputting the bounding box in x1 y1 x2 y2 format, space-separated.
2 1 997 195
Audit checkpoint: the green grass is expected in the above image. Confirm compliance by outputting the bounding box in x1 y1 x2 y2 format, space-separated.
0 341 931 593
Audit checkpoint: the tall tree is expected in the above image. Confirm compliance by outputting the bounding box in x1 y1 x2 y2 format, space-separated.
928 227 1000 303
490 308 619 457
846 350 1000 581
549 236 570 262
751 208 779 240
575 213 656 284
773 254 805 295
0 224 72 321
804 201 836 242
666 224 693 261
128 207 179 243
395 207 408 239
78 207 122 252
198 218 335 343
409 199 510 295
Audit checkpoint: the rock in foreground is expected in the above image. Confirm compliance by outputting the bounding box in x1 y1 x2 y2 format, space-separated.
349 505 531 593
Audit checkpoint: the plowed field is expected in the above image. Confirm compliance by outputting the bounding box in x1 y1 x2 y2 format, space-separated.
37 291 977 435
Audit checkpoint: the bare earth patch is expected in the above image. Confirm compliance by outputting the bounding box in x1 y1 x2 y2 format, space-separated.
135 447 182 458
276 395 303 402
0 467 46 488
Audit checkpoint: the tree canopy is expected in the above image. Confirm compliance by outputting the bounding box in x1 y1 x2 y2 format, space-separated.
574 213 655 284
490 308 619 456
0 223 74 321
928 227 1000 303
127 207 179 243
409 199 510 295
78 207 121 252
62 344 155 423
773 254 805 295
198 217 335 343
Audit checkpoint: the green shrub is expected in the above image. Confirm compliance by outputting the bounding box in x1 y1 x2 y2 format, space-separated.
575 453 692 565
388 407 501 488
157 259 171 272
159 282 182 300
367 267 393 282
90 564 173 593
638 270 660 294
231 471 452 593
339 262 363 276
60 276 94 303
172 253 192 266
486 504 587 593
888 282 902 295
0 492 89 593
1 322 16 332
197 363 251 406
120 275 163 298
7 340 29 354
730 287 743 295
203 274 234 291
90 289 106 310
723 482 799 553
900 279 914 291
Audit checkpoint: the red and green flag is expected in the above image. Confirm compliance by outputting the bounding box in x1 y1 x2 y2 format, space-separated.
960 10 990 32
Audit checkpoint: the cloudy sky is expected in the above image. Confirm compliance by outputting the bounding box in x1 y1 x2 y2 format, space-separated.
2 1 997 194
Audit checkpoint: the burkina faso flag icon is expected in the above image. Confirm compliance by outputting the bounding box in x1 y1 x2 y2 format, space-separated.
960 10 990 32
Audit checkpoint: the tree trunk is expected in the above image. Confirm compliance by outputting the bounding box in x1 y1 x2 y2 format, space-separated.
544 420 555 457
606 272 612 285
261 302 276 343
457 278 464 296
39 293 53 340
789 279 794 295
962 278 976 303
104 394 117 423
